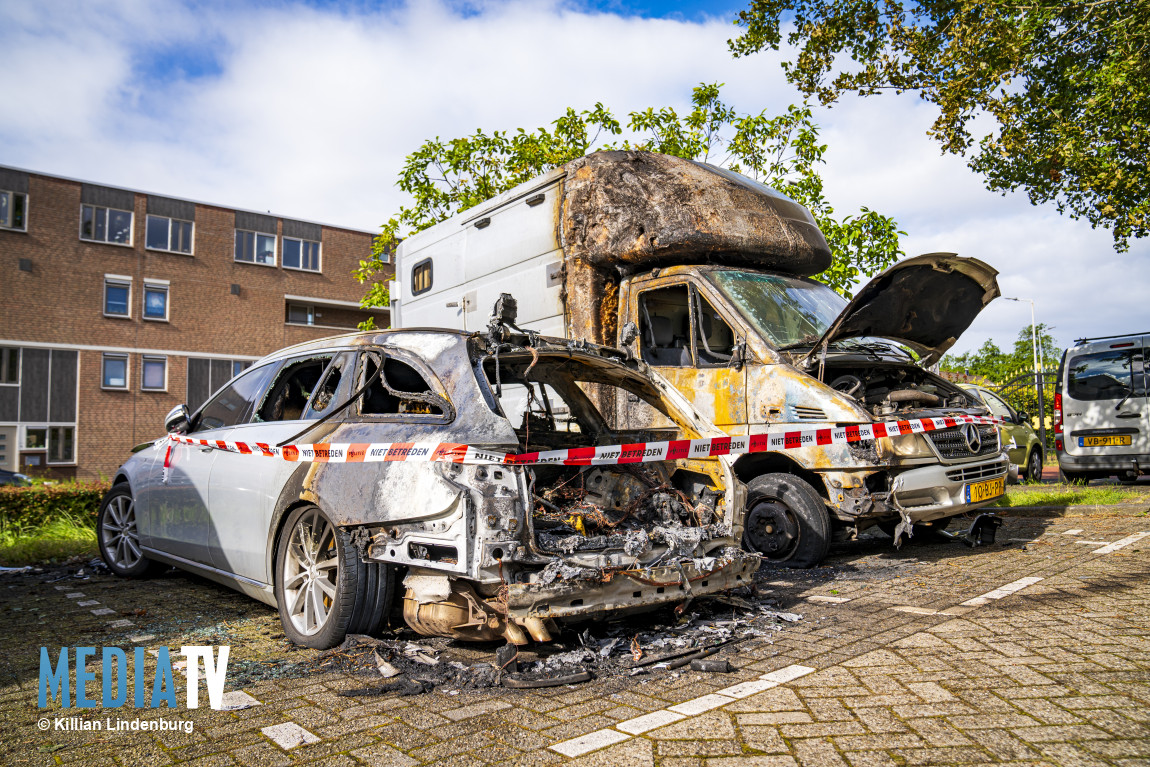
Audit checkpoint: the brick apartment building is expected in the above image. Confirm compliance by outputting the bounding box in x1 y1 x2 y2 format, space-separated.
0 165 390 480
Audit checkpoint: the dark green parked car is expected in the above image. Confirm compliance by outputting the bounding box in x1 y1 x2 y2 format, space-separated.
960 384 1043 482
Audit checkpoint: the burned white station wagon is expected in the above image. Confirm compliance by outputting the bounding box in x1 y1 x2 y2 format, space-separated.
99 318 759 648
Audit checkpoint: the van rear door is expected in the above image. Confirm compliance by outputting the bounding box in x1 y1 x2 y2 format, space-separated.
1062 338 1148 460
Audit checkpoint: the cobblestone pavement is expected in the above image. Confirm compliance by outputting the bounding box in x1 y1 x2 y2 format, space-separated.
2 506 1148 766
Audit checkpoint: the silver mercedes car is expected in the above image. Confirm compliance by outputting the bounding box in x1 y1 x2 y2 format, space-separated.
99 325 759 649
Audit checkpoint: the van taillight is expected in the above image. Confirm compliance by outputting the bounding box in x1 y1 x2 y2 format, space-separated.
1053 392 1063 435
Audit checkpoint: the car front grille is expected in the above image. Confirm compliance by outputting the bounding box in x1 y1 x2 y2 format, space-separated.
946 460 1009 483
927 424 1000 460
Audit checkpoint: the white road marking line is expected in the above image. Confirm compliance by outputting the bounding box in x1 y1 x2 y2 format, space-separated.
961 576 1044 606
807 595 851 603
90 608 116 616
76 600 99 607
65 592 85 599
550 728 631 757
1092 531 1150 554
1063 529 1084 535
716 678 780 699
615 709 685 735
760 664 817 684
217 691 262 711
108 619 134 629
128 634 155 643
889 606 939 615
1075 540 1110 546
668 693 736 716
261 722 320 750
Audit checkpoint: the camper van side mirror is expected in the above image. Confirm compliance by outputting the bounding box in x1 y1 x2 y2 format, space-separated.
165 404 191 434
732 338 747 371
620 321 639 347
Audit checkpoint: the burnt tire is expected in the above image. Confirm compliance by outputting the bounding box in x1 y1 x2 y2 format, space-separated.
741 474 831 568
274 505 393 649
97 483 166 578
1025 449 1044 483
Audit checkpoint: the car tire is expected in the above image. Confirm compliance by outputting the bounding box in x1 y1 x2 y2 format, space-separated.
1025 449 1044 483
97 483 165 578
274 505 393 649
741 473 831 568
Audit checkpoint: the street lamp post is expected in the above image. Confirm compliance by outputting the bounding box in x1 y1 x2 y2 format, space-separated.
1003 297 1047 449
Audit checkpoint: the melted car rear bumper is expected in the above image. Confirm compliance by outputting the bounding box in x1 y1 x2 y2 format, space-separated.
505 548 760 622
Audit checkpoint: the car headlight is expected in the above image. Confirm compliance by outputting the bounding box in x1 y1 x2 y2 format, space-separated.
888 433 935 458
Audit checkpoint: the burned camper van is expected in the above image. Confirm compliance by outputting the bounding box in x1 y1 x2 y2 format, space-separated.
391 151 1010 566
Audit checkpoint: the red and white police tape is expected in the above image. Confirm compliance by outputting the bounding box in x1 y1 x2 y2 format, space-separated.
164 413 1003 467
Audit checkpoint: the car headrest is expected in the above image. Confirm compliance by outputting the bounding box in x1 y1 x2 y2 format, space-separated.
651 315 674 346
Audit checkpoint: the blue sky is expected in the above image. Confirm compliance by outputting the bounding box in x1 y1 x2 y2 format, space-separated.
2 0 1145 357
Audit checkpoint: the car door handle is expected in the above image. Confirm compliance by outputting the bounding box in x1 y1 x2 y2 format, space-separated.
1116 412 1141 418
199 446 215 452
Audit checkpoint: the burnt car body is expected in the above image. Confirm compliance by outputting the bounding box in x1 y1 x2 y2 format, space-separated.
98 328 758 648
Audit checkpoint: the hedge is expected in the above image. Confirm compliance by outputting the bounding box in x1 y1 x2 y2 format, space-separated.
0 481 110 530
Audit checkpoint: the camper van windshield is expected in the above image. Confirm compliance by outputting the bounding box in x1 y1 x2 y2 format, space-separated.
709 270 847 349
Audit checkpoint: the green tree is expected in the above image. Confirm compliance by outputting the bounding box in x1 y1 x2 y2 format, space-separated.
355 84 904 327
730 0 1149 250
940 322 1060 383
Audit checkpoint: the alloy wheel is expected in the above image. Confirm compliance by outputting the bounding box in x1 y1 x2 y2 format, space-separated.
101 494 143 570
282 508 340 636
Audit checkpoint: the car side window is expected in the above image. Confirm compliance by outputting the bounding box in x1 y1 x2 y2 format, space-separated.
193 363 278 432
256 354 334 422
303 352 355 420
358 351 450 418
638 286 692 367
693 291 735 366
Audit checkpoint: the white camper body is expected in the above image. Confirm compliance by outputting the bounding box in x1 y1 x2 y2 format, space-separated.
390 169 569 336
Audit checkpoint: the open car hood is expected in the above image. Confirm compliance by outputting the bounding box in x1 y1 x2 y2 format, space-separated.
798 253 1000 368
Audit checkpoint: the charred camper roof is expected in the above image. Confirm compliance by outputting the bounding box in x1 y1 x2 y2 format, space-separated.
559 151 832 277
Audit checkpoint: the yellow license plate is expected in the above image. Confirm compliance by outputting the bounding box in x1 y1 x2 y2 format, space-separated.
1078 435 1133 447
966 476 1006 504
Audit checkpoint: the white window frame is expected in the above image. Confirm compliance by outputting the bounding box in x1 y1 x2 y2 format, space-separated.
0 346 18 386
103 275 133 319
234 229 277 267
140 355 168 392
142 279 170 322
0 190 28 231
145 214 194 255
80 204 133 246
101 353 130 390
47 425 76 465
23 425 48 451
282 236 322 273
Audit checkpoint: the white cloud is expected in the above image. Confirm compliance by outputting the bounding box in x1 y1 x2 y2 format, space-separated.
2 0 1146 355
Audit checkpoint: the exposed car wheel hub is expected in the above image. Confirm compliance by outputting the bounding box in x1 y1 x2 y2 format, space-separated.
745 500 799 558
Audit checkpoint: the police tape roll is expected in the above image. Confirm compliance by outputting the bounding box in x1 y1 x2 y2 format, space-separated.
165 414 1004 467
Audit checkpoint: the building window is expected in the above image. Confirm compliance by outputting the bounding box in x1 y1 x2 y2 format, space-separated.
145 215 193 254
0 347 17 384
143 282 169 321
81 205 132 245
287 304 315 325
25 427 46 449
412 258 433 295
0 190 27 231
104 277 131 317
102 354 129 389
283 237 321 271
232 360 247 377
235 229 276 265
48 426 75 464
141 356 167 391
